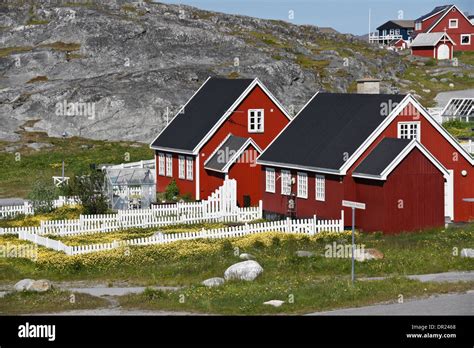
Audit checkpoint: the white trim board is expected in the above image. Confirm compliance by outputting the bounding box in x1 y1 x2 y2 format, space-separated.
352 139 449 181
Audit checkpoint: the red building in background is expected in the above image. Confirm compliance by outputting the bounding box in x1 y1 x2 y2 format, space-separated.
413 4 473 52
150 77 291 206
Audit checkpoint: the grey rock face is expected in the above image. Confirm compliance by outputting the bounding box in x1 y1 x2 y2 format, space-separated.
0 1 404 143
460 248 474 258
202 277 225 287
239 253 255 260
14 278 52 292
224 260 263 281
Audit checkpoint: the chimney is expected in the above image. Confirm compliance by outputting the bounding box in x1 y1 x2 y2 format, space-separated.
357 78 380 94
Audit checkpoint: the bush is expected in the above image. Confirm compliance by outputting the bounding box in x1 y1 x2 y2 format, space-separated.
165 179 179 201
28 180 58 214
67 170 108 215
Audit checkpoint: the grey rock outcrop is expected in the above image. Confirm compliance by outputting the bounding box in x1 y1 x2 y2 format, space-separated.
0 0 405 143
224 260 263 281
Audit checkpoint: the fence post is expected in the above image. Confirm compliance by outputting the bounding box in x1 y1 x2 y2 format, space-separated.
286 217 291 233
312 215 317 235
258 200 263 219
340 210 345 232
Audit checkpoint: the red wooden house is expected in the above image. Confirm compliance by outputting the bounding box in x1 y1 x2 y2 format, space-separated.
411 32 455 60
413 4 473 52
257 93 474 233
150 77 291 206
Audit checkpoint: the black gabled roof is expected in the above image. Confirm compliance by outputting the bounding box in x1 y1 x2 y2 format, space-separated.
204 134 250 172
376 20 415 30
353 138 411 177
415 5 451 22
151 77 253 152
257 93 406 172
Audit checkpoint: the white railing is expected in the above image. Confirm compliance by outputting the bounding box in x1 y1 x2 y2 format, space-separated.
369 33 403 43
0 196 79 219
17 211 345 255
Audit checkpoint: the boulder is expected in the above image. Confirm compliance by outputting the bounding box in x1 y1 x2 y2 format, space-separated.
239 253 255 260
202 277 225 287
224 261 263 281
28 279 52 292
355 248 384 262
295 250 315 257
14 279 34 291
263 300 284 307
460 248 474 258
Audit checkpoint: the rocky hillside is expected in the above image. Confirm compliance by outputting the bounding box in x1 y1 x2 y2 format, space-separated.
0 0 407 143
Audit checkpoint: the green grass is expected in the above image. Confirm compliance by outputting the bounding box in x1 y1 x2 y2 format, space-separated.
454 51 474 66
0 46 33 58
0 206 83 228
26 75 48 83
0 131 153 198
0 224 472 286
0 288 108 314
119 277 473 315
442 120 474 139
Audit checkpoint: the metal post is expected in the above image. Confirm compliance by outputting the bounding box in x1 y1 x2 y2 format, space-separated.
351 207 355 284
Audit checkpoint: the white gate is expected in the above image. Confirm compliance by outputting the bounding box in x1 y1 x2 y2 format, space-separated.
437 44 450 60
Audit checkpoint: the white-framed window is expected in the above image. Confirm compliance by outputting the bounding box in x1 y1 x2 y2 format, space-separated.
415 22 422 31
389 29 394 35
158 153 165 176
281 170 291 196
315 175 325 201
186 156 193 180
461 34 471 45
449 19 458 28
297 172 308 199
248 109 264 133
398 122 420 141
394 29 400 35
178 155 185 179
265 167 275 193
165 154 173 177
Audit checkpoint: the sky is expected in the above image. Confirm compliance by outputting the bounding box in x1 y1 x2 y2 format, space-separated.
156 0 474 35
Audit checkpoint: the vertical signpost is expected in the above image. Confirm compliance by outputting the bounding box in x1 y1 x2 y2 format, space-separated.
342 200 366 284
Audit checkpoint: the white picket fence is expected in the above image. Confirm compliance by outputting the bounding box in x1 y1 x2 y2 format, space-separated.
0 196 79 219
0 180 260 236
17 211 345 256
461 140 474 154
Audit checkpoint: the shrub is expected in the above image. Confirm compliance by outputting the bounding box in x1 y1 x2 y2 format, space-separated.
28 179 58 214
67 170 108 215
165 179 179 201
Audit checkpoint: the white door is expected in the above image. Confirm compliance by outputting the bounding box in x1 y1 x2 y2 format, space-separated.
437 44 450 60
444 170 454 220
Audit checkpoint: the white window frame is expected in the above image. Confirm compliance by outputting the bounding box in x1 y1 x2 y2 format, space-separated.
460 34 471 45
178 155 185 179
186 156 193 180
315 175 325 202
165 154 173 177
158 153 165 176
415 22 422 31
281 170 291 196
448 19 458 29
297 172 308 199
265 168 275 193
397 121 421 141
248 109 264 133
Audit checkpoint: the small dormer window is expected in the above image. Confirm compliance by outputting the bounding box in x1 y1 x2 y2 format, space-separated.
415 22 422 31
248 109 264 133
449 19 458 28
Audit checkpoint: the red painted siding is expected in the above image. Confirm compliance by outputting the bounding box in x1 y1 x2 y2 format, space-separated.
347 101 474 222
198 85 290 201
155 152 195 198
411 41 453 59
355 149 445 234
228 144 262 206
429 9 474 51
262 148 445 234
